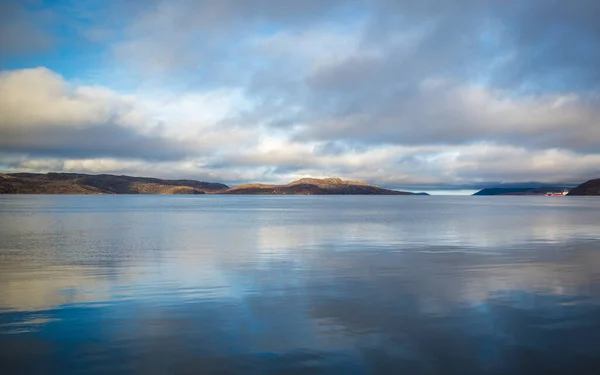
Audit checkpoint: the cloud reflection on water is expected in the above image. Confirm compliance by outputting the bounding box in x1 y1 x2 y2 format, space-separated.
1 196 599 374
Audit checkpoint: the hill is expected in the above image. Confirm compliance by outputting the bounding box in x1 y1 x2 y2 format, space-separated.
0 173 423 195
0 173 228 194
567 178 600 196
473 187 570 196
221 177 414 195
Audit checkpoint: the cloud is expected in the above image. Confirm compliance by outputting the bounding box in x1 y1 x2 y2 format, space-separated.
1 69 598 188
110 0 600 89
6 140 595 189
0 1 55 56
493 0 600 90
112 0 599 153
0 67 194 161
361 0 600 91
298 80 600 153
1 1 600 188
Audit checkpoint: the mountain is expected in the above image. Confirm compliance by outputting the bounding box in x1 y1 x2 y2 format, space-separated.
0 173 228 194
221 177 414 195
473 187 570 196
567 178 600 196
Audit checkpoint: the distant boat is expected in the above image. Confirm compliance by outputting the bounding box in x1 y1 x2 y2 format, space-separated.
545 190 569 196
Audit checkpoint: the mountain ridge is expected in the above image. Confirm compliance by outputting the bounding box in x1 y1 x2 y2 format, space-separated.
0 173 228 194
0 173 419 195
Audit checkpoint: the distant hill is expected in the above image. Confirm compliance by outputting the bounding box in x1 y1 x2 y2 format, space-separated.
567 178 600 196
0 173 228 194
473 187 570 196
0 174 421 195
221 177 415 195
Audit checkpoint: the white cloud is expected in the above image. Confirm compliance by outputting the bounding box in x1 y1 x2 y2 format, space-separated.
0 67 256 161
0 67 125 129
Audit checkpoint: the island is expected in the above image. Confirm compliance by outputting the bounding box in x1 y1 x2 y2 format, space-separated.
567 178 600 196
221 177 415 195
0 173 422 195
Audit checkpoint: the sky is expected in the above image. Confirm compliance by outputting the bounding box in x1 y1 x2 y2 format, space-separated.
1 0 599 192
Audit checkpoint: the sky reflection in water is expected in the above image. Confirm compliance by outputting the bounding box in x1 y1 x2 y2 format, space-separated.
1 196 599 374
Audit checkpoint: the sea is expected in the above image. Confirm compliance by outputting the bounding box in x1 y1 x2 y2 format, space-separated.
0 195 599 374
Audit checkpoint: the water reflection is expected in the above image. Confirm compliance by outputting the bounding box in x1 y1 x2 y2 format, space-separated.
1 196 599 374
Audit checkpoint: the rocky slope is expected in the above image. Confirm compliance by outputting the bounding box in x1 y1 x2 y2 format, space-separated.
221 177 414 195
0 173 228 194
566 178 600 196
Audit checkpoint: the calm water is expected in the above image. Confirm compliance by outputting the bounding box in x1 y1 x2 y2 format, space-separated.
1 195 599 374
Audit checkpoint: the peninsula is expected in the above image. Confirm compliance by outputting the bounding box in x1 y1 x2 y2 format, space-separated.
221 177 414 195
567 178 600 196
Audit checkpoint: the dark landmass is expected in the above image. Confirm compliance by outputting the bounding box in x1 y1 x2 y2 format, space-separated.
0 173 228 194
0 173 420 195
221 178 416 195
473 187 570 196
567 178 600 196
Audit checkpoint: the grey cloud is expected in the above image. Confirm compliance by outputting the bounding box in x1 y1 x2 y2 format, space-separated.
110 0 600 153
361 0 600 91
112 0 600 95
494 0 600 90
125 0 358 34
313 142 354 156
1 123 191 161
0 1 55 56
207 0 600 156
281 0 600 152
114 0 359 78
0 68 195 161
296 82 600 152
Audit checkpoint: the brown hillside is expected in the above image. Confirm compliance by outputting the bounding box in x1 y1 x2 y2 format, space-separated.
0 173 228 194
221 177 413 195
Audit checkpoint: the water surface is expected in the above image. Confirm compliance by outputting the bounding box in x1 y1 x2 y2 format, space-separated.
1 195 599 374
